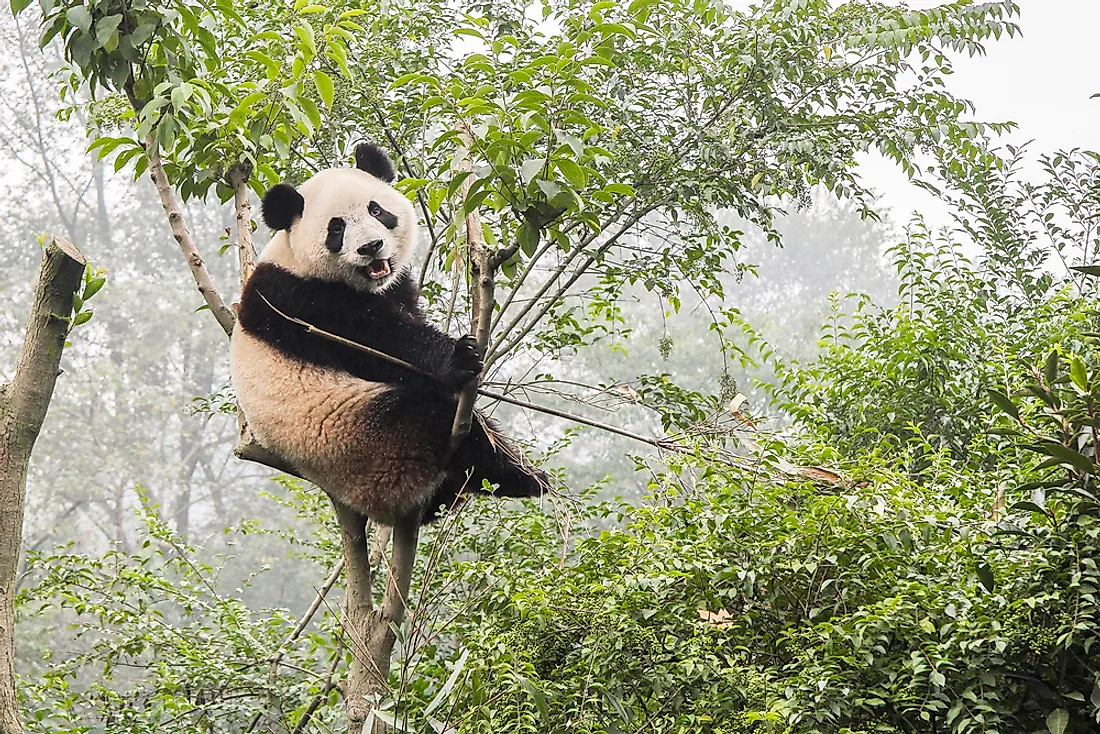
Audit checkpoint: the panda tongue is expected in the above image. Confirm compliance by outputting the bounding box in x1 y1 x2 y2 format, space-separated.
367 259 391 279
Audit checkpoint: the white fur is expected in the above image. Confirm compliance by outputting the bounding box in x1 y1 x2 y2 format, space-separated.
259 167 418 293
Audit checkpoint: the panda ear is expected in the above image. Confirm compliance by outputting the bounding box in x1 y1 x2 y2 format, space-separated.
261 183 305 231
354 142 396 183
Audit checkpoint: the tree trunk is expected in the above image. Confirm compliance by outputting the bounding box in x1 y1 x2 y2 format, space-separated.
0 238 85 734
338 505 420 734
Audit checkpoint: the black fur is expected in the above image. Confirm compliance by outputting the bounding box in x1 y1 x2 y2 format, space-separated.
237 263 546 522
355 142 396 182
369 200 399 229
326 217 346 253
262 183 305 231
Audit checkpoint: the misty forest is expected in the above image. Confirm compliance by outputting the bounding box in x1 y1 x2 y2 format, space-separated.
0 0 1098 733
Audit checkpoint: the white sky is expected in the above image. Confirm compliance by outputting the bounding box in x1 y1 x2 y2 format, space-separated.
859 0 1100 226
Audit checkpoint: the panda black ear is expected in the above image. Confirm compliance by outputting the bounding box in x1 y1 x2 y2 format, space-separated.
261 183 305 231
354 142 396 183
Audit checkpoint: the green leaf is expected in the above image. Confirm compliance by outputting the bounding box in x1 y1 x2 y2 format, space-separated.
445 171 473 200
1026 441 1097 475
463 188 492 215
1046 708 1069 734
1070 265 1100 278
1070 355 1088 392
1011 501 1048 516
10 0 33 14
312 70 334 107
83 277 106 300
604 182 635 197
556 159 587 188
517 221 539 257
95 14 123 46
987 389 1019 421
294 23 316 56
298 96 321 130
73 311 93 327
557 130 584 156
65 6 92 32
1044 350 1060 385
520 158 545 185
976 562 994 592
513 674 549 721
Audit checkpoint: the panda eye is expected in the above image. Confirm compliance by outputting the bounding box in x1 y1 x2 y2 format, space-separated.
368 201 381 216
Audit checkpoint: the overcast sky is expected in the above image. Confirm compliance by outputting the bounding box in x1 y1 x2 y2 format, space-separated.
861 0 1100 226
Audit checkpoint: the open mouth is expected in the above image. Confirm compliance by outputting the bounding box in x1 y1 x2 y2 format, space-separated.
358 258 392 281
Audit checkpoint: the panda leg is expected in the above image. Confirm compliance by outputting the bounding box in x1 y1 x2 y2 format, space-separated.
442 411 548 500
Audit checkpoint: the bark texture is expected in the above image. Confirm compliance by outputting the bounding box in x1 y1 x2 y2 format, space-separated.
0 238 85 734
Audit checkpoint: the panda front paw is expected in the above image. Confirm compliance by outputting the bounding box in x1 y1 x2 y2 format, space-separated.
446 334 482 388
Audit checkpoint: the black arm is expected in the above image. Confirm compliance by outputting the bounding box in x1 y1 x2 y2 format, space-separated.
238 264 471 389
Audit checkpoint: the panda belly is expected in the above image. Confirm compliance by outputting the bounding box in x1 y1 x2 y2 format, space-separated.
230 329 447 525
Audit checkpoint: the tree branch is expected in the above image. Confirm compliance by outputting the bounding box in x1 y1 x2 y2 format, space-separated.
485 208 649 370
446 126 495 459
229 162 257 284
141 135 236 336
125 81 235 337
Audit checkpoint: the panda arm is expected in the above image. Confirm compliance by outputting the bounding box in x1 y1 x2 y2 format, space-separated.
239 264 475 389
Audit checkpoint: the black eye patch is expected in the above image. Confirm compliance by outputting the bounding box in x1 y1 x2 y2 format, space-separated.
368 200 398 230
326 217 346 253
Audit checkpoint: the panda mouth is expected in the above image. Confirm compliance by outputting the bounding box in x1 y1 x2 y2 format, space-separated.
359 259 392 280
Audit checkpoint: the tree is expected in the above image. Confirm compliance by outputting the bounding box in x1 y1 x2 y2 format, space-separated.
0 238 88 734
14 0 1024 729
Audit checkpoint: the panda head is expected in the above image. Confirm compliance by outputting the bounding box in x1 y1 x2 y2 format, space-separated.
259 143 415 293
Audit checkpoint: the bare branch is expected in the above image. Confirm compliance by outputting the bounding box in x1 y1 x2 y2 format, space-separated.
489 233 558 333
270 560 346 667
124 80 235 337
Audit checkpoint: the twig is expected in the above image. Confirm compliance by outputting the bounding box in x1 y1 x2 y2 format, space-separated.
369 525 391 569
269 560 346 669
476 388 686 456
256 292 442 382
486 208 649 370
291 642 345 734
253 293 702 456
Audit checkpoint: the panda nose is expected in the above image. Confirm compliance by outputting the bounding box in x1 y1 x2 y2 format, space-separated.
357 240 384 257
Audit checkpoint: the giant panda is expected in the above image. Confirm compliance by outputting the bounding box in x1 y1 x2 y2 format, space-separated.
230 142 548 527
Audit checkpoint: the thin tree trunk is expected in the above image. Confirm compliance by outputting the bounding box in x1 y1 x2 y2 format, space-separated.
0 238 85 734
229 163 256 284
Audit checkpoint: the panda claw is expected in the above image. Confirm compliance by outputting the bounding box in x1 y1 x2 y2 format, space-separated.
446 334 482 388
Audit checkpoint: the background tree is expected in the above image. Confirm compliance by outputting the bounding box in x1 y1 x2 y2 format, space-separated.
0 237 89 734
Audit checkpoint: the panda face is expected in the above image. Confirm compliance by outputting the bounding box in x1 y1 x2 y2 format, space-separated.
260 143 416 293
